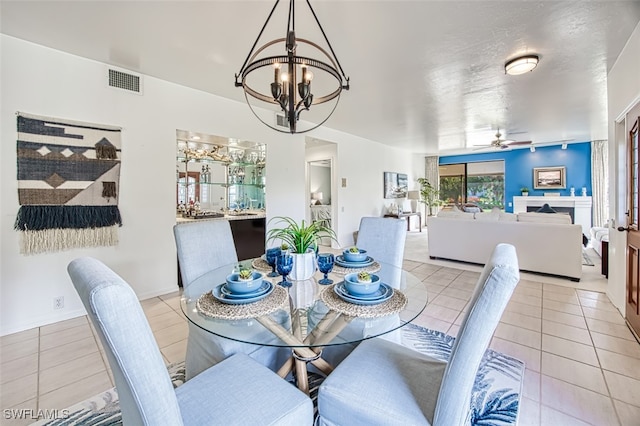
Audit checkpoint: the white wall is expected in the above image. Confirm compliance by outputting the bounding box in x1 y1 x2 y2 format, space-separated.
606 22 640 312
0 35 415 335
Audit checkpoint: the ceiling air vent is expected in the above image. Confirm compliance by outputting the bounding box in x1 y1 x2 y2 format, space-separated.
275 113 288 129
108 68 142 94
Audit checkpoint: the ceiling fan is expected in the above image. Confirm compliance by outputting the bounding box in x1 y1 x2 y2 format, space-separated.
473 129 532 150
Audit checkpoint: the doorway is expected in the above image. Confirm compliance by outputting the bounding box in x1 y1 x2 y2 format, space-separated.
305 138 338 247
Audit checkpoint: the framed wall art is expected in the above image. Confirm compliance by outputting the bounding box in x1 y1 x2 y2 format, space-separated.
533 166 566 189
383 172 408 198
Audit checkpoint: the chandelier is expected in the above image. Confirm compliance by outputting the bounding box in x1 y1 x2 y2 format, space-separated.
235 0 350 134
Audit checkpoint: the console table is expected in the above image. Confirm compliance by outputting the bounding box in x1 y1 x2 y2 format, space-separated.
384 212 422 232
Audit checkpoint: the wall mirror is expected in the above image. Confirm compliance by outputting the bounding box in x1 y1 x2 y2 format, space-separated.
176 130 266 215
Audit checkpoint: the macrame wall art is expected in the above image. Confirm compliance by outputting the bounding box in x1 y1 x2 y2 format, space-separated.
14 113 123 255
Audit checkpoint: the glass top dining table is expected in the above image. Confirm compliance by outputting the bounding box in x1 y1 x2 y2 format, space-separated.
180 257 428 350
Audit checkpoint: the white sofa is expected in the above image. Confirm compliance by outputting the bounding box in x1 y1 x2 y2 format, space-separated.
590 226 609 257
427 212 583 281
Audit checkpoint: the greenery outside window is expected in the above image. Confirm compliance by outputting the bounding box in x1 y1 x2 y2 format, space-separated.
439 161 505 210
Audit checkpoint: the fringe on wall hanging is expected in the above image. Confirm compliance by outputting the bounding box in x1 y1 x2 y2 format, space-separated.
14 112 123 255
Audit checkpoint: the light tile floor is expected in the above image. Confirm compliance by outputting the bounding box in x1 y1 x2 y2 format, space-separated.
1 231 639 425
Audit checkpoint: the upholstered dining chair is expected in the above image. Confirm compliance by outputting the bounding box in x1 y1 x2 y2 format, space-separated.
174 220 289 380
68 257 313 426
355 216 407 268
318 216 408 368
317 243 520 426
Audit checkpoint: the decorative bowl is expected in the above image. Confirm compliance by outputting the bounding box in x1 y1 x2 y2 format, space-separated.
225 271 264 294
342 248 368 262
343 273 381 296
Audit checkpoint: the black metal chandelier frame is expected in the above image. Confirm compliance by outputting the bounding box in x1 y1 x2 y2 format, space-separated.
235 0 350 134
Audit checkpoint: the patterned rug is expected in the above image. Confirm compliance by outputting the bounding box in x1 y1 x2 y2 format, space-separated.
582 249 595 266
31 324 524 426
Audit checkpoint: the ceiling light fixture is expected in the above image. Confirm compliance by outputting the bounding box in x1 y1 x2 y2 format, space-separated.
505 55 539 76
530 146 536 152
235 0 350 134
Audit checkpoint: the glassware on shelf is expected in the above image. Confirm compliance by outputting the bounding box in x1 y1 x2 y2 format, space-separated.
276 253 294 287
265 247 281 277
317 253 335 285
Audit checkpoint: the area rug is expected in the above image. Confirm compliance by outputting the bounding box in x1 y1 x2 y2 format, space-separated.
31 324 524 426
583 249 595 266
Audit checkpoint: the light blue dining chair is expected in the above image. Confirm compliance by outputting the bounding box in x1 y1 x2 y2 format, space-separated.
174 220 289 380
317 243 520 426
68 257 313 426
316 216 408 367
355 216 407 268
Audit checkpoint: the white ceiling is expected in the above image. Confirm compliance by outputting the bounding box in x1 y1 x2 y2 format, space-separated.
2 1 640 155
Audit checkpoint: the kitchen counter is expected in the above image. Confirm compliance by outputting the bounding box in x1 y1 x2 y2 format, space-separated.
176 211 266 223
175 211 267 261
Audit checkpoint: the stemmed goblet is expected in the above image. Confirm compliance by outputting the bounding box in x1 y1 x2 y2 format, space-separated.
276 253 294 287
265 247 281 277
317 253 335 285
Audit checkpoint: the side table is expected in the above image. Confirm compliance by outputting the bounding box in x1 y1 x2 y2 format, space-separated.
383 212 422 232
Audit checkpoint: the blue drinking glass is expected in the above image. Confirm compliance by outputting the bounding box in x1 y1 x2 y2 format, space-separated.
265 247 281 277
317 253 335 285
276 253 294 287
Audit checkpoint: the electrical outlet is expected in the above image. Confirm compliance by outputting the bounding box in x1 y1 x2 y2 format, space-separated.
53 296 64 310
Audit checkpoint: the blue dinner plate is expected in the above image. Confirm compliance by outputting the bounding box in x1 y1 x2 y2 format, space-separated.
220 280 271 299
212 281 274 304
333 282 394 305
335 255 374 268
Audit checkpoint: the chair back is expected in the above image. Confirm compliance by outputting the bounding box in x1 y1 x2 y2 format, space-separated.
356 217 407 268
68 257 184 426
433 243 520 426
174 220 239 287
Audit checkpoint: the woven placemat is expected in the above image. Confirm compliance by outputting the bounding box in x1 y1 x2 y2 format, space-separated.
196 284 288 320
251 257 272 273
331 261 381 275
319 285 407 318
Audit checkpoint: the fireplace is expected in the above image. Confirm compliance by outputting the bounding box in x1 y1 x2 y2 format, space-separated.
526 206 574 223
513 196 592 237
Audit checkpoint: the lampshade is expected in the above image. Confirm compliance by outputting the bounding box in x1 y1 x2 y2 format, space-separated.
311 192 323 201
407 190 420 200
505 55 539 75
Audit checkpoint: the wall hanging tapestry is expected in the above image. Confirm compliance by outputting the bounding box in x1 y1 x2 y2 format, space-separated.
14 112 123 255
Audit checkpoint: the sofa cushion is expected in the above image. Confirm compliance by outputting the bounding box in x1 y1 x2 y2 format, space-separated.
474 211 499 221
436 210 475 220
517 212 572 224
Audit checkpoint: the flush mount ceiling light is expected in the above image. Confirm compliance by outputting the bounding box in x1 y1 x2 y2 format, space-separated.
235 0 350 134
505 55 539 75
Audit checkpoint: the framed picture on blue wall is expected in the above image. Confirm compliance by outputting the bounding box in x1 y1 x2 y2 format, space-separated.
533 166 566 189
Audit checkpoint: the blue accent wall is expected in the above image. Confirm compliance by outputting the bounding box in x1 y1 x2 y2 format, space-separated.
439 142 592 213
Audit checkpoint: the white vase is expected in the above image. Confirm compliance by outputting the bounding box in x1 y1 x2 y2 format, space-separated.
290 252 316 281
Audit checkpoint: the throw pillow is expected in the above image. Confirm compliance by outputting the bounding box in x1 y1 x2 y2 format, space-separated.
536 203 557 213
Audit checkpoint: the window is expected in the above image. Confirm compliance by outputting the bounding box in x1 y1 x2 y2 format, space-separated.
439 161 505 210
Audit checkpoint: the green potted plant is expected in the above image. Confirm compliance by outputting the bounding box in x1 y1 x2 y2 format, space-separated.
417 178 444 216
267 216 337 280
520 187 529 196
